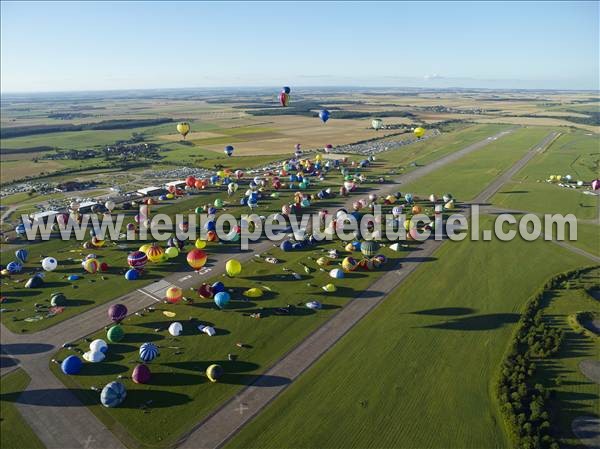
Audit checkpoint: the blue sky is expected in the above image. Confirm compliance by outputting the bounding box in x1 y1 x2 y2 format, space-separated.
1 1 598 92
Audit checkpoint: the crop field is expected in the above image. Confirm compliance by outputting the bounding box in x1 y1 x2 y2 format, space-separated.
226 217 593 449
491 130 600 220
398 127 554 200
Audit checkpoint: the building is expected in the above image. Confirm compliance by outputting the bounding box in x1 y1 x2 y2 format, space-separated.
164 180 186 190
30 210 58 223
78 201 99 213
136 186 165 197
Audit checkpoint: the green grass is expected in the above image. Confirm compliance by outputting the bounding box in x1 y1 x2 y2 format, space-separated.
49 240 404 448
225 217 592 449
566 222 600 257
399 127 555 201
0 369 46 449
535 269 600 448
491 130 600 220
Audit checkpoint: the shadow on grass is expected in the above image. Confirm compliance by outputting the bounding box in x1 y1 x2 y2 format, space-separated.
161 360 259 373
122 332 165 343
79 363 129 376
411 307 476 316
421 313 519 330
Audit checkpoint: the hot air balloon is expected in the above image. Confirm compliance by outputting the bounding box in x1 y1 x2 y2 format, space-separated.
414 127 425 138
279 91 289 107
168 322 183 336
225 259 242 277
186 176 196 187
132 364 151 384
15 249 28 264
6 261 22 274
360 240 379 257
198 283 213 298
177 122 191 139
108 304 128 322
165 247 179 258
165 286 183 304
224 145 234 157
82 258 99 274
342 256 358 272
592 179 600 190
319 109 330 123
325 144 333 153
206 364 224 382
187 249 207 270
283 86 291 94
101 381 127 408
42 257 58 271
61 355 82 375
214 291 230 309
139 342 159 362
90 339 108 354
145 244 165 263
107 325 124 343
127 251 148 270
372 119 383 130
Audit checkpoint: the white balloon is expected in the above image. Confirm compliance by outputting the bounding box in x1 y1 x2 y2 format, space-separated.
83 350 105 363
90 339 108 354
42 257 58 271
168 322 183 336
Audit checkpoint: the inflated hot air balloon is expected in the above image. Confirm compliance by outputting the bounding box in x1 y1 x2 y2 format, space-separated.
224 145 234 157
279 91 289 107
214 291 230 309
165 247 179 258
145 244 165 263
107 325 124 343
319 109 330 123
82 258 99 274
243 287 263 298
61 355 82 375
283 86 291 94
177 122 191 139
372 119 383 130
325 144 333 153
139 342 159 362
132 364 151 384
108 304 128 322
414 127 425 138
198 283 213 299
360 240 379 257
186 176 196 188
165 286 182 304
206 364 224 382
127 251 148 270
42 257 58 271
342 256 358 272
592 179 600 190
101 381 127 408
186 249 207 270
225 259 242 277
15 248 28 264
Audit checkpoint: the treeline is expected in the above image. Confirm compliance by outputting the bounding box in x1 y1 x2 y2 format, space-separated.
496 266 598 449
1 118 173 139
563 111 600 126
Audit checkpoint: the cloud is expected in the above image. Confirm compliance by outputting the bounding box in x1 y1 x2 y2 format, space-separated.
424 74 444 80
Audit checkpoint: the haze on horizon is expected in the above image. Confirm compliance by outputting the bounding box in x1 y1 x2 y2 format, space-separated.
1 1 598 93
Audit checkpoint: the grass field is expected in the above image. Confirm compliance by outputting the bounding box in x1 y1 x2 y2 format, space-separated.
491 130 600 220
48 239 404 448
0 369 46 449
225 217 593 449
536 269 600 448
398 127 555 201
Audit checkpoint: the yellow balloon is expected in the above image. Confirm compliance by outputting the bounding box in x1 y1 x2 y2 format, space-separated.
195 238 206 249
414 127 425 138
243 287 263 298
177 122 190 138
139 243 151 254
225 259 242 277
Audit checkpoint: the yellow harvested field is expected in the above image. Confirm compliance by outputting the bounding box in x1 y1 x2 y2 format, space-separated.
0 160 67 183
200 116 401 155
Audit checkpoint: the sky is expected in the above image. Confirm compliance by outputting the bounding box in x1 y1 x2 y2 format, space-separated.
1 1 598 92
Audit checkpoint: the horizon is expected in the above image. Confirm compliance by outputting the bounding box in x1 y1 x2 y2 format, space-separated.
1 1 598 93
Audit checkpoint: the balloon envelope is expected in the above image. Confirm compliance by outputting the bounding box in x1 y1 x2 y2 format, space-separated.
214 291 230 309
225 259 242 276
101 381 127 408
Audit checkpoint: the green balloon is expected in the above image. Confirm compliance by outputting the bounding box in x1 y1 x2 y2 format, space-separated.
165 247 179 258
107 325 124 342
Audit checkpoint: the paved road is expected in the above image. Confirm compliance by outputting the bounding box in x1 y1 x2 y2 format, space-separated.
6 127 583 449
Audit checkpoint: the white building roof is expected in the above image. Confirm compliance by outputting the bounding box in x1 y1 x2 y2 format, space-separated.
137 186 163 195
79 201 99 208
31 210 59 220
165 180 186 187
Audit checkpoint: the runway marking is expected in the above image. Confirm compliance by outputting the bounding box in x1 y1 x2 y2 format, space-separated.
137 289 162 302
178 275 193 282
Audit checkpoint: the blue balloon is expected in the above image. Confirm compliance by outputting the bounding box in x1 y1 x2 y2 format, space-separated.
214 291 230 309
212 281 225 294
319 109 330 123
15 249 28 263
208 207 217 215
15 224 26 235
283 86 291 94
280 240 293 252
68 275 80 281
125 269 140 280
61 355 82 375
139 342 159 362
224 145 234 156
6 261 22 274
240 197 248 206
101 381 127 408
292 242 304 250
204 221 216 232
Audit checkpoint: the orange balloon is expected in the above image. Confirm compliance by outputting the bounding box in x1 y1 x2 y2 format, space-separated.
186 249 207 270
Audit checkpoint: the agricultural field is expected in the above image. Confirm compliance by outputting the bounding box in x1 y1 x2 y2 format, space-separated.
226 217 594 449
